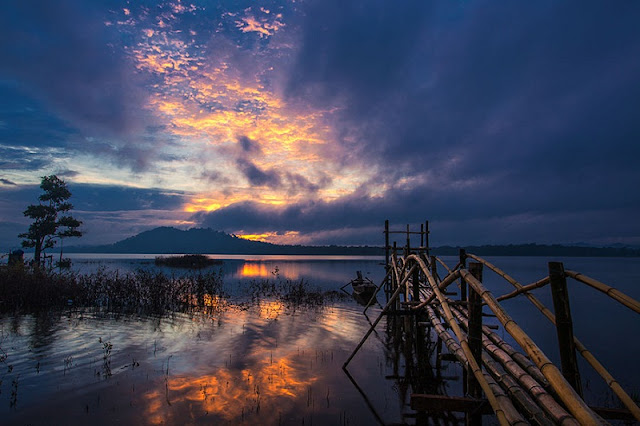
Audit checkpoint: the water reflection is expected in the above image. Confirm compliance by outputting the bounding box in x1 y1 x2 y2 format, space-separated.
1 303 408 425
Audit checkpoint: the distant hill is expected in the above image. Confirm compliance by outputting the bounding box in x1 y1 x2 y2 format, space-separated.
63 227 640 257
64 227 383 255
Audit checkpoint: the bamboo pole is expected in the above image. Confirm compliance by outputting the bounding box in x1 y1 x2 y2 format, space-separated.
405 255 510 426
412 270 461 309
481 352 556 426
425 307 527 425
497 276 551 302
436 257 460 274
564 270 640 314
467 253 640 421
363 269 392 314
448 305 578 425
459 269 602 425
343 263 417 368
468 262 484 404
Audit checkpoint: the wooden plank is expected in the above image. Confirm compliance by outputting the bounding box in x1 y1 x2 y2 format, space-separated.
410 394 493 414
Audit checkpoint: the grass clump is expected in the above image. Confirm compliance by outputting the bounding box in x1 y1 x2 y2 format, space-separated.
0 265 225 315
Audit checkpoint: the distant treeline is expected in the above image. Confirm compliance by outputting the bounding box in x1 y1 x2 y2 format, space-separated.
431 244 640 257
59 227 640 257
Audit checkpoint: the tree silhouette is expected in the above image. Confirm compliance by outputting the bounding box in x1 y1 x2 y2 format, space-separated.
19 175 83 266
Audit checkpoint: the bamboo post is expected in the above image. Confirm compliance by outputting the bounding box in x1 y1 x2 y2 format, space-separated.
468 263 484 406
460 248 468 396
420 223 424 249
406 224 411 255
425 220 430 256
384 220 390 289
413 260 421 302
549 262 582 397
460 249 467 303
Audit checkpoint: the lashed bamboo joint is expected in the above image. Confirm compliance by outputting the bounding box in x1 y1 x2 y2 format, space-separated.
344 221 640 425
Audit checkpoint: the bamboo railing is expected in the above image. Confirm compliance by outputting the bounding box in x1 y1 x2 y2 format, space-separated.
467 254 640 421
346 222 639 424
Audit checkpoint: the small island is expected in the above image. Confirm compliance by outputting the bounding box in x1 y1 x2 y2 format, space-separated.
154 254 223 269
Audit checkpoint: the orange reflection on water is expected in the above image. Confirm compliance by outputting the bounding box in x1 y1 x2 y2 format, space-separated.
240 263 271 278
257 300 284 319
143 353 318 424
238 263 300 280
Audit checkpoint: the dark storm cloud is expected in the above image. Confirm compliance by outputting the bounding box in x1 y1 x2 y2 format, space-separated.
0 82 78 149
195 162 640 245
281 0 640 243
236 158 282 188
0 0 145 136
237 135 262 154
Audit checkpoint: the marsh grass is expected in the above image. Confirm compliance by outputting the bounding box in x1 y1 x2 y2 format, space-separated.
0 265 225 314
0 264 348 315
244 277 349 309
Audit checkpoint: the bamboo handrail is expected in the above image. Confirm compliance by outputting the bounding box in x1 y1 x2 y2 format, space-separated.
448 304 578 425
497 276 550 302
564 270 640 314
405 255 510 426
467 254 640 421
459 269 603 425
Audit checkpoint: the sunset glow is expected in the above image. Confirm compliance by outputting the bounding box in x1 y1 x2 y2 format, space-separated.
2 0 639 248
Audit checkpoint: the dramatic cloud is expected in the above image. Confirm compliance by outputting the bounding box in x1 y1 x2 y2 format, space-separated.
1 0 639 248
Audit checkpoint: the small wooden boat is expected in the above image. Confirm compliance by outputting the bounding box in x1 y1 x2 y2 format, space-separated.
349 271 377 300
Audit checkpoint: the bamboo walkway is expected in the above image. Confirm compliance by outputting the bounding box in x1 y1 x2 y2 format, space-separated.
344 221 640 425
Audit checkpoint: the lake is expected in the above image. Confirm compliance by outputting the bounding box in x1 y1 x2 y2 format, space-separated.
1 254 638 425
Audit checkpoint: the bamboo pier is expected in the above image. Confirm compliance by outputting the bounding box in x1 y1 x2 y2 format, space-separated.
344 221 640 425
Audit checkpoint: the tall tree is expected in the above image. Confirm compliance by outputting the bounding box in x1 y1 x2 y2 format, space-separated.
19 175 83 265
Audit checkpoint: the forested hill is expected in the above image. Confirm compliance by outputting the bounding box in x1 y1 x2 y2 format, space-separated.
64 227 382 255
63 227 640 256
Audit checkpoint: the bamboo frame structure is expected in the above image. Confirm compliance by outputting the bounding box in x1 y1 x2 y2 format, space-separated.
466 253 640 422
404 254 511 426
346 222 639 423
458 269 602 424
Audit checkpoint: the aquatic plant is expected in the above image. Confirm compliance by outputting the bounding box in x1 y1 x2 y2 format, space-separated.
244 277 349 309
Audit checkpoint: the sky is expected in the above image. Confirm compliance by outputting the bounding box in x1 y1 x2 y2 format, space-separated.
1 0 640 250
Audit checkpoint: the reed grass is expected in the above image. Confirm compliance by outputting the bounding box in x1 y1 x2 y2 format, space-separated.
0 264 225 314
0 264 348 315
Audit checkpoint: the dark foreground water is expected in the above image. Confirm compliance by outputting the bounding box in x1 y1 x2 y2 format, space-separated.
1 255 639 425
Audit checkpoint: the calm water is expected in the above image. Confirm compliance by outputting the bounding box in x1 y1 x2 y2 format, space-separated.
1 255 639 425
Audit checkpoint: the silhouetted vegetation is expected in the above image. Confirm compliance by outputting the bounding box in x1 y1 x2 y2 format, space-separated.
0 264 224 314
19 175 83 265
244 277 349 309
0 264 347 314
154 254 223 268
